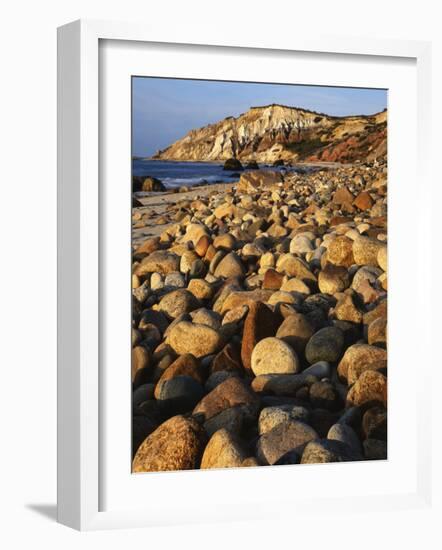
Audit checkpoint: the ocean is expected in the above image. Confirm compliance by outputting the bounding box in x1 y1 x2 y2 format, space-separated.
132 159 303 190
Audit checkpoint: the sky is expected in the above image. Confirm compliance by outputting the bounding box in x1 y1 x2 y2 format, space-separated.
132 77 387 157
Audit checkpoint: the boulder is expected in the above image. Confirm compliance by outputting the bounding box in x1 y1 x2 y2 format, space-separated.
168 321 223 358
256 420 318 465
193 377 259 422
203 406 245 437
182 223 210 246
237 170 283 193
251 337 300 376
305 326 345 364
352 236 384 266
368 317 387 347
132 415 207 472
263 269 285 290
276 254 316 283
337 343 387 382
241 301 281 372
333 294 363 324
362 406 387 440
327 423 362 453
290 235 314 255
200 429 246 469
346 370 387 409
223 158 243 171
133 236 160 256
301 438 362 464
158 289 200 319
213 233 236 251
326 236 355 267
276 313 315 354
135 250 181 277
214 252 246 278
251 373 317 395
187 278 214 300
154 353 202 398
133 176 165 192
318 264 350 294
190 308 221 330
132 345 151 386
212 343 243 374
258 405 310 435
156 375 205 414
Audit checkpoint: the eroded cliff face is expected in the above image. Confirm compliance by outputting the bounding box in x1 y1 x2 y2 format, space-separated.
152 104 387 164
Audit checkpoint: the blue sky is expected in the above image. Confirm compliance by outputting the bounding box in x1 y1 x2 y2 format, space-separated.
132 77 387 157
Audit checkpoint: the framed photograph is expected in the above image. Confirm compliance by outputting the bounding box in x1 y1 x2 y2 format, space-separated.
57 19 432 530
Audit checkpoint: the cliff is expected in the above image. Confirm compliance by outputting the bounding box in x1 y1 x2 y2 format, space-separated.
152 104 387 164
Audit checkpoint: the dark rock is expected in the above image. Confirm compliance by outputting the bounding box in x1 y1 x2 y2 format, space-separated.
156 375 205 415
223 158 243 171
305 326 345 364
309 381 342 411
133 383 155 406
362 406 387 440
363 438 387 460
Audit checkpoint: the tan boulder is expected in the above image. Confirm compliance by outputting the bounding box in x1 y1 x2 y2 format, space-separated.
132 415 207 472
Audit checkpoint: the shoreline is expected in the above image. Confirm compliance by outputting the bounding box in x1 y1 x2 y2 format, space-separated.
134 156 347 169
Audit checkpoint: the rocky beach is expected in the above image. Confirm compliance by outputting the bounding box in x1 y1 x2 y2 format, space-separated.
131 158 388 472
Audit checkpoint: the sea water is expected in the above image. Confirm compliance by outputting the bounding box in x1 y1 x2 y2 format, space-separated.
132 159 303 190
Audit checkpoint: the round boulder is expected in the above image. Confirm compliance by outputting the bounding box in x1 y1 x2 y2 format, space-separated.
251 337 300 376
305 326 345 364
214 252 246 278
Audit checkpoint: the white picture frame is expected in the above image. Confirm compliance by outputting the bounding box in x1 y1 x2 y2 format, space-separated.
57 19 432 531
